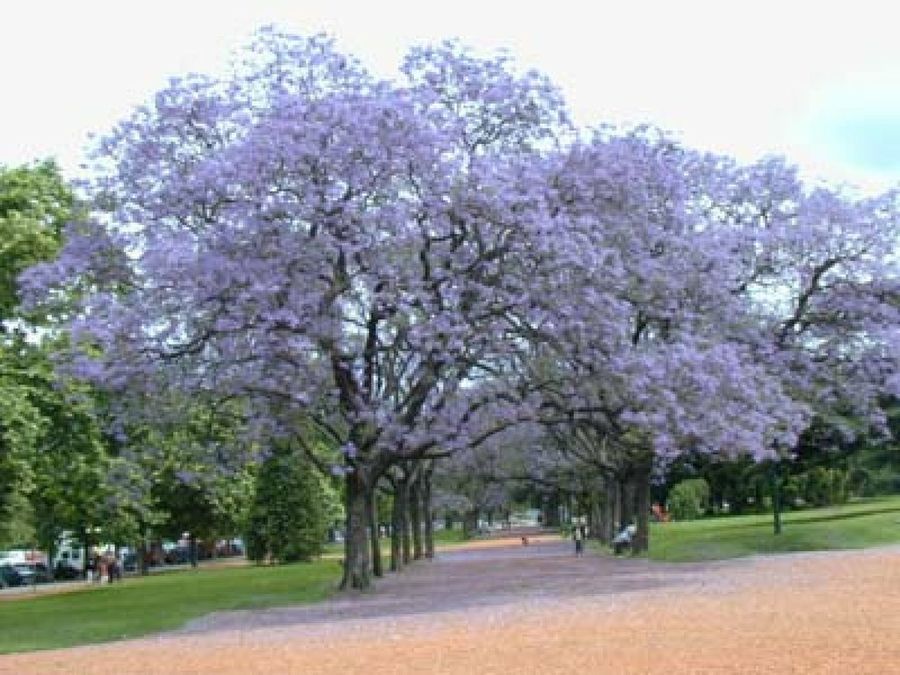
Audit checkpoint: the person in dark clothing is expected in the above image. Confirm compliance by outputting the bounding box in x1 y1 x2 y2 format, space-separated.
573 525 584 556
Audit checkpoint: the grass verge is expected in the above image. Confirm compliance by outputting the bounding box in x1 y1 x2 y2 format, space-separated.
322 527 471 557
0 560 339 654
649 495 900 562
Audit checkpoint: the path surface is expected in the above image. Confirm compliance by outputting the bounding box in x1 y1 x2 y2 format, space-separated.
4 535 900 674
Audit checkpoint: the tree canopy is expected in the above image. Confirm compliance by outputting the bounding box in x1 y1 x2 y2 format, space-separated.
23 28 899 587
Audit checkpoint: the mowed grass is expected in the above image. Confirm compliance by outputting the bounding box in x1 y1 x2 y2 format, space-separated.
0 559 340 654
5 528 473 653
432 527 470 545
650 495 900 562
322 526 471 556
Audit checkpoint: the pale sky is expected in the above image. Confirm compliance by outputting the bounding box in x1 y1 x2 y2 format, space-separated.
2 0 900 193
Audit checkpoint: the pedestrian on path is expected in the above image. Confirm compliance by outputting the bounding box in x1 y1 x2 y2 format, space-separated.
573 524 584 556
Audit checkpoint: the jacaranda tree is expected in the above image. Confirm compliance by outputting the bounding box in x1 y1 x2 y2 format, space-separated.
23 28 899 585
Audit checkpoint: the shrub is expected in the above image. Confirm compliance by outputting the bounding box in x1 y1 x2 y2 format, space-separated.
782 476 801 507
245 446 328 564
803 467 831 506
848 467 870 497
867 472 900 496
829 468 849 505
667 478 711 520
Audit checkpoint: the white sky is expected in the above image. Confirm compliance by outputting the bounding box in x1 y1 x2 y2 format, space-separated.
2 0 900 193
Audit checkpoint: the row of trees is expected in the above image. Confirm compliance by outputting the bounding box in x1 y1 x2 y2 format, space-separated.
0 161 339 569
16 28 900 589
659 398 900 518
0 157 473 575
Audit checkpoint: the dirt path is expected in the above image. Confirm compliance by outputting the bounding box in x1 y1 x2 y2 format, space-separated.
4 535 900 674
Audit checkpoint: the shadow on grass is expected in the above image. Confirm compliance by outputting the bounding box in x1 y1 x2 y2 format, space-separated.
690 505 900 532
784 506 900 526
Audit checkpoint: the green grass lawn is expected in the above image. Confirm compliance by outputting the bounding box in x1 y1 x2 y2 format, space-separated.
0 560 340 654
650 495 900 562
432 527 470 545
5 529 473 654
322 527 471 556
10 503 896 655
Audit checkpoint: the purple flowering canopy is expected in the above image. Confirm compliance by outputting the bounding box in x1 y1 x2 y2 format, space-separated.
23 28 899 587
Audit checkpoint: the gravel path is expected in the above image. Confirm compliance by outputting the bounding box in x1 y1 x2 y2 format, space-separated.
4 535 899 674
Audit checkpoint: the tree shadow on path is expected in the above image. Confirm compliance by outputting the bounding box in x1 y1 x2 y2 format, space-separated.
178 535 729 635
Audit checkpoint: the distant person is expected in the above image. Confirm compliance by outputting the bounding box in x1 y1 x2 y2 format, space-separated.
107 553 122 583
98 553 109 584
88 551 102 583
521 536 529 546
573 525 584 556
85 554 95 583
612 523 637 555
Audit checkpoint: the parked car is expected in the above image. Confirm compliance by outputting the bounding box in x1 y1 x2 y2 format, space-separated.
10 562 52 585
53 562 82 580
0 564 25 588
164 546 190 565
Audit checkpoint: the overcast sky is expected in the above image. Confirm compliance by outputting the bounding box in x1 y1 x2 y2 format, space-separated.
2 1 899 193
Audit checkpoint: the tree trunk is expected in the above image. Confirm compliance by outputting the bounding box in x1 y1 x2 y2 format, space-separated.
610 480 622 538
422 471 434 559
340 469 371 590
543 492 560 527
772 464 783 535
619 477 635 529
600 479 615 543
755 477 767 514
136 538 147 576
632 465 652 554
367 485 383 577
390 485 403 572
463 509 479 537
410 476 424 561
46 540 57 581
398 477 411 565
81 530 90 580
588 490 602 539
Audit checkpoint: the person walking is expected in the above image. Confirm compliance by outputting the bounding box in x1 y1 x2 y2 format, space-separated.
573 524 584 557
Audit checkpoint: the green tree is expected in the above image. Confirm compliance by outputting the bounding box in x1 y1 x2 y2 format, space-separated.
245 445 328 564
667 478 711 521
0 160 73 320
109 393 257 569
0 160 111 560
0 339 46 545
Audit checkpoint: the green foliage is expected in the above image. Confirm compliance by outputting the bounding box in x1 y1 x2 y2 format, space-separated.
0 560 337 653
848 466 870 495
848 405 900 497
245 446 328 563
801 467 830 506
318 472 345 529
0 160 95 549
101 393 257 552
0 160 74 321
0 490 35 547
0 365 42 531
26 366 113 557
667 478 710 520
868 473 900 495
0 339 54 547
650 495 900 562
781 475 801 507
797 467 849 507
